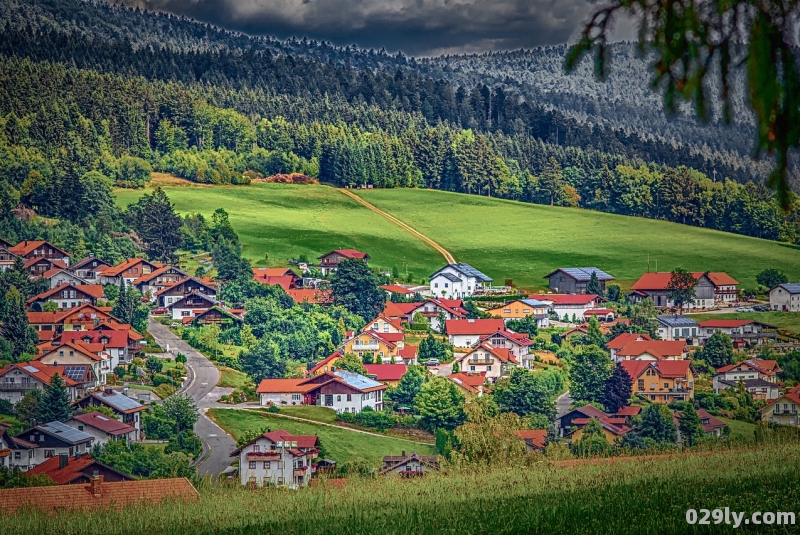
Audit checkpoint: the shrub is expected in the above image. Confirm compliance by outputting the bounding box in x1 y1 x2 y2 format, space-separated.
153 384 177 400
266 405 280 413
152 373 175 387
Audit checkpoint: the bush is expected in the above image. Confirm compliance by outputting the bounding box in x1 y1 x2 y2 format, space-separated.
152 373 175 387
153 384 177 400
266 405 280 413
0 398 14 415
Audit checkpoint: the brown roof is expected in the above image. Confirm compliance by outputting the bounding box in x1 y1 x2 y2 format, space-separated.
11 240 71 258
26 455 133 484
27 283 105 302
98 258 157 277
70 412 137 436
445 318 505 336
515 429 547 449
0 477 197 514
615 340 687 359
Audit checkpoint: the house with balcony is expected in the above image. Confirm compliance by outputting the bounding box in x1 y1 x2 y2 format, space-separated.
760 390 800 427
40 268 88 290
133 265 188 296
57 329 141 366
168 291 219 320
26 283 105 311
65 412 138 446
0 362 94 404
257 370 387 413
38 340 113 385
486 299 550 328
656 315 700 343
606 334 688 363
478 329 533 368
407 298 468 332
68 256 113 284
25 257 68 278
25 453 134 484
0 245 19 272
10 422 94 471
713 358 782 400
156 277 217 308
697 319 778 346
544 267 615 294
96 258 160 286
628 271 738 309
454 341 518 381
73 389 146 441
620 360 695 404
527 293 599 322
769 283 800 312
9 240 71 266
317 249 369 275
232 429 319 488
445 318 505 347
429 263 492 299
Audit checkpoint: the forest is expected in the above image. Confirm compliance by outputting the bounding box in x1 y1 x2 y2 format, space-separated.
0 0 798 258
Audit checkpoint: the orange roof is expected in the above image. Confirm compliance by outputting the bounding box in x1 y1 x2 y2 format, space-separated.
632 271 738 290
0 363 79 386
363 364 407 381
27 311 60 324
528 294 598 305
0 477 197 514
308 352 343 375
704 272 739 286
398 344 418 359
622 360 691 380
445 318 505 336
320 249 368 260
514 429 547 449
287 289 332 304
26 454 132 484
10 240 71 257
381 284 415 295
615 340 686 358
40 340 105 362
364 313 404 332
253 274 295 290
99 258 156 277
256 378 315 394
615 406 642 417
252 267 297 277
448 372 487 393
132 265 186 284
461 341 519 364
382 301 406 318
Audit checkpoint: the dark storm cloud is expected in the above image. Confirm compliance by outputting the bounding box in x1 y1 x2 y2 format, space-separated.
118 0 617 56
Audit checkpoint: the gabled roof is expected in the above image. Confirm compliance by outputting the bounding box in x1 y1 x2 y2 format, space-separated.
514 429 547 449
27 454 133 484
615 406 642 417
308 352 343 375
252 267 298 278
544 267 615 281
10 240 71 258
445 318 505 336
381 284 416 295
70 256 113 271
168 291 218 309
364 313 405 332
40 340 106 362
763 390 800 408
40 268 87 283
29 421 95 445
70 412 137 436
0 363 79 387
397 344 418 360
256 378 315 394
425 298 468 319
193 306 244 324
528 293 598 305
231 429 320 456
132 265 187 285
379 452 439 474
716 358 780 375
385 302 423 317
621 360 691 380
431 263 492 282
478 329 533 347
287 288 332 304
615 340 687 359
699 319 776 329
155 277 217 296
772 283 800 294
58 330 132 349
364 364 407 382
657 315 700 328
78 391 145 414
318 249 368 260
98 258 158 277
332 370 385 390
632 271 738 291
461 341 519 364
448 372 488 393
252 274 295 291
27 283 105 303
0 478 198 514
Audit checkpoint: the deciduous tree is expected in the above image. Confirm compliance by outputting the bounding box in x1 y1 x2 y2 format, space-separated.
602 364 633 414
667 268 696 313
569 345 613 404
701 331 734 369
414 376 466 431
330 259 385 321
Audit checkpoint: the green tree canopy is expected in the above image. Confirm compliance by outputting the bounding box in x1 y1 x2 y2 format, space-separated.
569 345 613 405
240 337 287 382
667 268 697 313
38 374 72 423
493 368 556 422
414 376 466 431
124 187 182 263
334 353 367 375
602 363 633 414
678 404 705 448
387 365 427 406
330 259 385 321
756 268 788 290
701 331 735 369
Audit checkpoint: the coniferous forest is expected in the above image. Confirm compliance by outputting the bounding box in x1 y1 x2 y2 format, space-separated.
0 0 798 263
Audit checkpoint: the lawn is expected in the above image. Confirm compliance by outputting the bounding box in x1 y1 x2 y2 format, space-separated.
8 443 800 534
207 408 435 465
216 367 253 389
276 405 338 423
115 179 445 283
356 188 800 290
718 417 757 441
687 311 800 335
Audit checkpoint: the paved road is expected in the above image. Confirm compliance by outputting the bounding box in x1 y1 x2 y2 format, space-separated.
556 391 573 418
148 318 237 478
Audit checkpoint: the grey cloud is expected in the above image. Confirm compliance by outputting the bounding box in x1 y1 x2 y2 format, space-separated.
117 0 611 55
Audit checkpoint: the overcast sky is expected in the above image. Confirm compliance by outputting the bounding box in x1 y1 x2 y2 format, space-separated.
118 0 635 56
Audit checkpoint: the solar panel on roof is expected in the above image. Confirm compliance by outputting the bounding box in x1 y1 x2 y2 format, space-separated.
96 392 143 411
23 365 40 373
334 370 383 390
39 421 94 444
63 366 86 380
559 267 615 281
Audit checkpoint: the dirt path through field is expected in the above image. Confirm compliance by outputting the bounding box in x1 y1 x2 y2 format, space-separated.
338 188 455 264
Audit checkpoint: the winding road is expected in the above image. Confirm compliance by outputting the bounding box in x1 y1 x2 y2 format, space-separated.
148 318 236 478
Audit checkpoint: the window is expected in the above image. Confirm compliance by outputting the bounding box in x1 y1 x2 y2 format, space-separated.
291 394 302 401
278 462 284 469
325 394 333 406
637 379 645 390
39 435 44 442
444 283 449 288
78 426 84 431
278 477 284 485
346 394 352 402
182 311 190 317
434 283 438 288
249 461 256 469
44 449 55 459
503 309 511 314
664 383 669 389
14 452 20 460
253 445 260 452
337 395 341 402
487 366 492 372
470 365 476 372
523 309 530 313
263 462 270 469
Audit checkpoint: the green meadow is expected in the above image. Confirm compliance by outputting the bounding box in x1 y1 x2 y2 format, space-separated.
115 180 800 290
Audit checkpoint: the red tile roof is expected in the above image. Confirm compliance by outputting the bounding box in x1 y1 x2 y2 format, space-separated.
132 265 186 285
584 308 615 315
308 352 343 375
426 298 468 319
0 477 197 514
252 267 297 277
287 288 332 304
98 258 157 277
364 364 407 381
398 344 418 360
514 429 547 449
607 333 653 351
716 359 780 375
632 271 738 291
655 360 692 378
26 311 61 324
381 284 415 295
615 340 687 359
27 283 105 303
445 318 505 336
256 378 315 394
323 249 368 260
479 329 534 347
58 330 132 348
26 454 132 484
70 412 137 436
253 274 295 291
528 294 598 305
615 406 642 417
704 272 740 286
448 372 488 393
461 341 519 364
0 363 79 386
11 240 71 257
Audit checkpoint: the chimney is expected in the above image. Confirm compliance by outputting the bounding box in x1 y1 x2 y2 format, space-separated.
104 388 114 395
401 450 406 457
59 453 69 469
90 475 104 497
267 428 271 433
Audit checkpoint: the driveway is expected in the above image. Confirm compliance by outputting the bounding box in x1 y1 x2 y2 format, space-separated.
147 318 237 478
556 391 573 418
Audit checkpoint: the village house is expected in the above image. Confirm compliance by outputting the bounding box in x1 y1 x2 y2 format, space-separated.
11 422 95 471
769 283 800 312
133 265 188 296
24 257 67 278
191 306 244 328
0 245 19 272
364 313 405 334
544 267 615 294
73 389 146 441
445 318 505 347
0 426 13 468
381 284 416 299
38 340 113 385
656 315 700 343
527 293 599 322
96 258 159 286
447 372 489 398
583 308 616 322
156 277 217 308
606 334 688 363
453 341 518 381
675 409 727 437
713 359 782 400
342 329 417 364
0 362 94 404
363 363 407 387
0 477 198 514
408 298 468 332
26 453 134 484
486 298 550 328
317 249 369 275
257 370 386 413
66 412 138 446
429 263 492 299
57 328 144 365
562 318 631 341
569 416 631 444
620 360 695 404
231 429 320 488
28 304 118 337
252 267 302 291
308 352 344 376
379 452 439 476
760 390 800 426
26 283 105 311
9 240 71 266
514 430 547 452
40 268 88 289
68 256 113 284
629 271 739 309
168 291 219 320
556 404 608 437
478 329 533 368
382 301 423 324
286 288 333 305
697 319 778 346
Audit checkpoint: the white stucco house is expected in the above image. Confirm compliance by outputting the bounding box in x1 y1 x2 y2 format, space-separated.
429 263 492 299
232 429 320 488
770 283 800 312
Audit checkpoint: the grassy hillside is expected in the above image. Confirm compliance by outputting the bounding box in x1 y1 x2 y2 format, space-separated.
115 179 445 281
115 180 800 290
7 444 800 534
357 188 800 290
208 408 435 464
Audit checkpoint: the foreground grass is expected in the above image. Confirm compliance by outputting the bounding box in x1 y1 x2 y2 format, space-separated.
6 444 800 534
208 409 435 464
356 188 800 290
687 311 800 335
115 181 444 280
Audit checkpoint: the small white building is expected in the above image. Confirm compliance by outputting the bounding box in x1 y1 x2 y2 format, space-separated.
232 429 319 488
770 283 800 312
656 315 700 342
445 318 505 348
66 411 138 445
256 371 387 413
44 269 88 289
527 294 598 322
454 341 519 381
429 263 492 299
169 291 218 320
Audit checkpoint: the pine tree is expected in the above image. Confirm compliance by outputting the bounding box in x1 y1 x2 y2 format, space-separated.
2 287 36 361
602 364 632 414
586 270 603 296
38 374 72 423
678 404 705 447
111 279 130 324
451 360 460 373
586 316 605 347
